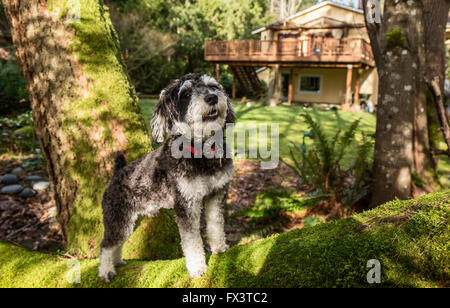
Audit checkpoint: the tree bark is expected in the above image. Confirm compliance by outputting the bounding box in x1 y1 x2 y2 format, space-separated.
362 0 444 206
423 0 450 158
2 0 180 258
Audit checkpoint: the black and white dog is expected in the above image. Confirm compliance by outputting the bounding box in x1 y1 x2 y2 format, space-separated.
99 73 235 282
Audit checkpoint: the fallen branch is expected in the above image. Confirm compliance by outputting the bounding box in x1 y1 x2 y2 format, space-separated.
430 77 450 157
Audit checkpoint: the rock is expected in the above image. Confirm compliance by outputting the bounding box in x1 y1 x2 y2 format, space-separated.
19 188 36 199
11 167 25 177
1 184 24 194
0 174 18 185
25 175 44 181
32 181 50 191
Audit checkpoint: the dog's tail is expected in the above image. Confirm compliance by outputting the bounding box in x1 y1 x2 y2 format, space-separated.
113 151 127 174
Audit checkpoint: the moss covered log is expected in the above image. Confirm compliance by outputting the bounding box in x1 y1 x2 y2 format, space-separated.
0 191 448 288
2 0 179 258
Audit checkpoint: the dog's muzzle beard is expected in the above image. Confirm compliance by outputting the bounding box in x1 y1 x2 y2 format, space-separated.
202 93 220 121
182 93 227 142
202 108 219 121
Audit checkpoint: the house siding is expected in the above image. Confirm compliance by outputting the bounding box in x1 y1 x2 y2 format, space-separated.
291 68 346 104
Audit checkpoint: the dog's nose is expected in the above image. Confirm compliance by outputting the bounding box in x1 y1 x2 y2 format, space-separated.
204 94 218 106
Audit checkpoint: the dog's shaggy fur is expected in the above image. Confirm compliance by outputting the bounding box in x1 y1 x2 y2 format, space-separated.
98 73 235 282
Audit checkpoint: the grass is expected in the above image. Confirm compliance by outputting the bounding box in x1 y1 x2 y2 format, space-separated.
139 99 450 187
0 190 448 287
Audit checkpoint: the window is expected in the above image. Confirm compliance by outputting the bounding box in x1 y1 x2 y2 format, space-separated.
279 33 299 40
299 75 322 94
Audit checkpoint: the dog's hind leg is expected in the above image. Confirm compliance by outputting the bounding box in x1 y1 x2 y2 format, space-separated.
99 212 137 283
174 201 207 278
205 190 229 254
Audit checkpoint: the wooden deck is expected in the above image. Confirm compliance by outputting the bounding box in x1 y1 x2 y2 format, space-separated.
204 38 375 67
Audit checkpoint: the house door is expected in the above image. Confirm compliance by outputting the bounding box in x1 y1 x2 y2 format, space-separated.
281 73 290 99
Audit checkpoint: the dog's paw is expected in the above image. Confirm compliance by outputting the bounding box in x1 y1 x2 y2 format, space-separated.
188 263 208 278
212 244 229 255
99 266 116 283
99 270 116 283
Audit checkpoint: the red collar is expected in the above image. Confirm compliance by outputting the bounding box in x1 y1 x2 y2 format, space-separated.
184 142 215 156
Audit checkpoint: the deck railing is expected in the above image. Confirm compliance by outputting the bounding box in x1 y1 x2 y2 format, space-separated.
204 38 374 66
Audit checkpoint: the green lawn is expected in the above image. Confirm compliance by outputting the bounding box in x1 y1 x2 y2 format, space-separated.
139 99 450 186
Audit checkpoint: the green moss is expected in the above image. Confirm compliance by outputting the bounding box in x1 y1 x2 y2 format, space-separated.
13 125 34 138
386 29 406 50
426 87 441 151
123 210 182 260
0 191 448 288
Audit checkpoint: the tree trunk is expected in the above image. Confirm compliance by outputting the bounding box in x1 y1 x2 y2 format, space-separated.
423 0 450 158
363 0 443 206
2 0 180 258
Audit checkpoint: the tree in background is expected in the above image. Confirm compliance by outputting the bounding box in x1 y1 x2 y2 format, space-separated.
2 0 180 258
0 2 11 46
269 0 303 19
362 0 450 206
107 2 178 93
0 1 28 114
105 0 270 94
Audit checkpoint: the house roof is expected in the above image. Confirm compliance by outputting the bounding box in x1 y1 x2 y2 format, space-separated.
266 20 301 31
251 1 364 35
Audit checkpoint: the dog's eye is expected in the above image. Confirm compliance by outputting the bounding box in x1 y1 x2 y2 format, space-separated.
180 90 191 98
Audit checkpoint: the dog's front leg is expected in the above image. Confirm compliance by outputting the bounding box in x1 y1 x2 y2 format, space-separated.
175 201 207 278
205 191 229 254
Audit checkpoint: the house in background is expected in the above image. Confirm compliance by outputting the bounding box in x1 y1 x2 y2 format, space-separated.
204 1 378 108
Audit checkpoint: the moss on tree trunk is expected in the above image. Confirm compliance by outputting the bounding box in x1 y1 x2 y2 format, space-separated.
2 0 180 258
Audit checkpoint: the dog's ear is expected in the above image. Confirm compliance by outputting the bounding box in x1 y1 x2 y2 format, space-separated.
225 98 235 124
150 89 173 143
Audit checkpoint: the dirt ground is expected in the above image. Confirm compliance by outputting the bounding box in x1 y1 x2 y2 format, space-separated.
0 155 62 252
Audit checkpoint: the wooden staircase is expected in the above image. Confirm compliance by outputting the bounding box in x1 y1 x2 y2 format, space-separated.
230 66 264 98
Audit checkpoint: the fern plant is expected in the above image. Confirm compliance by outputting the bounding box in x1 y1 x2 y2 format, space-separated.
282 113 373 206
232 189 326 243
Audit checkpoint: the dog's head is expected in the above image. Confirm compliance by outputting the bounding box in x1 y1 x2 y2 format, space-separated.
150 73 235 143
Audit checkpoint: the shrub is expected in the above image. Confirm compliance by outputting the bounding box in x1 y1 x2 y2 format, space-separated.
282 113 374 207
232 189 327 241
0 52 28 104
0 111 40 154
